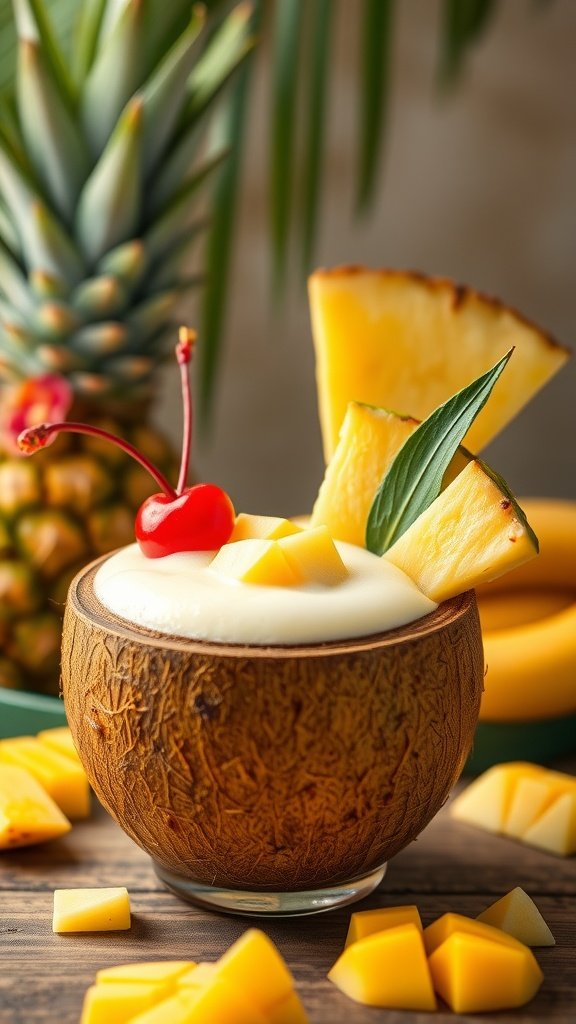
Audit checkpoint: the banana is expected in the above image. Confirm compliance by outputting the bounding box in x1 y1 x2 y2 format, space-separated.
477 499 576 722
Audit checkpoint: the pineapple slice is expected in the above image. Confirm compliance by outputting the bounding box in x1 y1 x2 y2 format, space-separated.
309 268 569 462
310 401 471 547
383 460 538 602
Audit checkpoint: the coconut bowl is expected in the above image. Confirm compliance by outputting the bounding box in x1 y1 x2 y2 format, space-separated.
62 554 484 916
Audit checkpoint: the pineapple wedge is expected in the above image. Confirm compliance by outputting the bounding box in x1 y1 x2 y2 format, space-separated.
384 461 538 602
309 268 570 462
311 401 470 547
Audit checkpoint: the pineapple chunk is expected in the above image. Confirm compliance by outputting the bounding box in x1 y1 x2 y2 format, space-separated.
0 764 71 848
522 791 576 856
423 913 527 956
345 905 422 948
503 776 559 839
384 460 538 602
37 726 82 765
428 932 543 1013
80 983 169 1024
311 403 419 546
309 268 569 461
53 887 131 932
328 923 436 1010
97 963 194 986
230 513 302 541
450 763 543 834
0 736 90 819
210 539 300 587
278 526 348 586
477 888 555 947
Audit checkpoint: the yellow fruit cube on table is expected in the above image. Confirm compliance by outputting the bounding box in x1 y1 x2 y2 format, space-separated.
0 736 90 819
53 887 131 933
344 904 422 948
450 762 543 833
523 791 576 856
215 928 295 1012
176 963 218 988
230 513 302 542
278 526 348 586
128 993 200 1024
37 726 82 765
210 539 300 587
268 990 309 1024
428 931 543 1013
80 983 169 1024
423 912 527 956
328 923 436 1010
97 962 194 986
0 764 71 849
477 888 555 947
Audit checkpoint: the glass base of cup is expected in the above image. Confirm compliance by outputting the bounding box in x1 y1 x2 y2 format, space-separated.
153 861 387 917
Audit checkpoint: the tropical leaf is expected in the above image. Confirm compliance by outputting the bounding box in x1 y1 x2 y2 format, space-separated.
439 0 498 86
357 0 395 212
300 0 333 271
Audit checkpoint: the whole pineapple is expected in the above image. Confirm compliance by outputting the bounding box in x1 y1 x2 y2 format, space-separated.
0 0 252 693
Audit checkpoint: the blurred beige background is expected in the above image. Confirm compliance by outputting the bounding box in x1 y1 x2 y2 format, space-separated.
156 0 576 516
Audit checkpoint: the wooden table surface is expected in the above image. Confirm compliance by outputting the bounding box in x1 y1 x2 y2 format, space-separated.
1 778 575 1024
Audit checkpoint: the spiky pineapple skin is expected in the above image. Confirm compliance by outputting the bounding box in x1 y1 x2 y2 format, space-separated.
0 411 176 693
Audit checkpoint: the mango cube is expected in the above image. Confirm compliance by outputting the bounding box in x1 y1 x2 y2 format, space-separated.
215 929 295 1013
278 526 348 586
176 963 218 988
37 726 82 765
523 791 576 856
97 962 194 985
503 776 558 839
0 736 90 819
53 886 131 932
210 539 300 587
428 932 543 1013
269 991 309 1024
128 993 197 1024
80 983 169 1024
477 888 555 947
345 904 422 948
328 923 436 1010
0 764 71 848
423 912 525 956
230 513 302 542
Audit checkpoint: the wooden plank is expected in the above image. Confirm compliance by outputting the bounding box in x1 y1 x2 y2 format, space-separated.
1 790 575 1023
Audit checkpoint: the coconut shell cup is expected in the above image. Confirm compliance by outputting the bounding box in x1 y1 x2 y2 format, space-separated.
62 554 484 915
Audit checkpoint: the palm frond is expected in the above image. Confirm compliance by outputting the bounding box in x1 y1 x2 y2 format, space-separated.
439 0 498 87
357 0 395 212
300 0 334 271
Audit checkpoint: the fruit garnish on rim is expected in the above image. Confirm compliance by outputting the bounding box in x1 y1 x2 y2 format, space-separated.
17 328 235 558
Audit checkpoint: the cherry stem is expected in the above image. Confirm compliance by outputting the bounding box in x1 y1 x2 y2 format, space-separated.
17 422 177 500
176 326 196 495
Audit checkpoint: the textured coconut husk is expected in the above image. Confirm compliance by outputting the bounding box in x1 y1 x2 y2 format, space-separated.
62 555 483 891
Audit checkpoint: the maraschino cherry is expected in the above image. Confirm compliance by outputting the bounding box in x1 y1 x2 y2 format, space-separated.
17 328 235 558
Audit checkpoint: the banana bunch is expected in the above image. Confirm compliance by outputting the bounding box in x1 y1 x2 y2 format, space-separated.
476 499 576 721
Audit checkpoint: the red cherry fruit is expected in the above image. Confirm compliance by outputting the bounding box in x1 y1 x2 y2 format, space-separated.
136 483 235 558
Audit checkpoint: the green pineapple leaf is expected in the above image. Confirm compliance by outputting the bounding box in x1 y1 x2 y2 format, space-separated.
145 149 228 257
12 0 76 109
72 0 107 86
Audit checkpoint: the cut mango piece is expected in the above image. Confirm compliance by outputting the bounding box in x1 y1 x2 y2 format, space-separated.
522 791 576 856
278 526 348 586
345 904 422 948
80 982 168 1024
210 539 300 587
384 460 538 603
423 913 526 956
97 962 194 985
230 513 302 542
309 267 568 462
37 726 82 765
269 991 309 1024
128 993 195 1024
176 963 218 988
428 932 543 1013
215 929 294 1013
0 736 90 819
477 888 555 947
130 980 268 1024
450 763 542 833
53 887 131 933
0 764 71 849
328 923 436 1010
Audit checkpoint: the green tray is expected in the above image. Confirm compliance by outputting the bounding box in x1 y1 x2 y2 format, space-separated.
0 688 67 738
465 713 576 774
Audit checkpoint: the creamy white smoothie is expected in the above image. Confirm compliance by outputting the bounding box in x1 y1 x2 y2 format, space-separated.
94 540 436 645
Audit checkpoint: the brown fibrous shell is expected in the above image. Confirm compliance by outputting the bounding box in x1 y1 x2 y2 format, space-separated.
62 555 483 891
